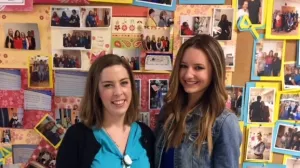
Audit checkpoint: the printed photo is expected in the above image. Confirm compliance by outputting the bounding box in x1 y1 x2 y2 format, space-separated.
4 23 40 50
52 50 81 69
112 48 141 70
274 123 300 155
271 0 300 36
61 30 91 50
222 45 236 68
225 86 243 119
248 88 276 123
146 8 174 28
237 0 264 25
135 79 141 106
212 8 234 41
145 54 173 71
35 115 65 148
279 92 300 120
286 158 300 167
0 108 23 128
149 79 168 109
142 28 171 52
180 15 212 36
255 40 283 77
55 105 80 129
284 62 300 89
28 55 51 88
246 126 273 161
139 112 150 126
80 7 111 28
0 129 11 144
51 6 80 27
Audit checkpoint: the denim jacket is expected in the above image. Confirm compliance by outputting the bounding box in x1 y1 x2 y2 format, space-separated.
155 107 242 168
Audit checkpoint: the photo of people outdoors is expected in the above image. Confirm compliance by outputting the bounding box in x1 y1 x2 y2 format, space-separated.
52 50 81 69
51 7 80 27
248 88 276 123
29 55 51 88
274 124 300 155
284 63 300 89
212 8 233 40
237 0 263 25
55 105 80 129
180 15 212 36
146 8 174 28
279 93 300 120
62 30 91 50
254 40 283 77
246 126 272 161
0 108 23 128
112 48 141 70
35 116 65 147
1 129 11 144
4 23 40 50
271 0 300 36
80 7 111 28
142 28 171 52
139 112 150 126
149 79 168 109
225 86 243 119
27 148 57 168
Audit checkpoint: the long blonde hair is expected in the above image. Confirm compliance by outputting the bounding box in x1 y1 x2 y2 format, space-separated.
163 34 228 155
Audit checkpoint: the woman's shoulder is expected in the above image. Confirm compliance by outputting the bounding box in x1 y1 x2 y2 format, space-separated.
214 109 239 131
65 122 93 137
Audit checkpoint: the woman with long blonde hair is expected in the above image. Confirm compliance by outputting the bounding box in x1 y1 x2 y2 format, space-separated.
155 34 242 168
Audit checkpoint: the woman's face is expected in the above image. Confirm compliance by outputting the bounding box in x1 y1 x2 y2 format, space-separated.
98 65 132 119
243 1 248 9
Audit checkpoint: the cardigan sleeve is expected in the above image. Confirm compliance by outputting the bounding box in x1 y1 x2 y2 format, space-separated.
56 124 81 168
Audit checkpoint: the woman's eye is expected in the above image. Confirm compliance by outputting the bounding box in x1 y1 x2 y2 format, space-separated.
195 66 204 70
180 64 187 68
121 81 129 85
104 84 112 88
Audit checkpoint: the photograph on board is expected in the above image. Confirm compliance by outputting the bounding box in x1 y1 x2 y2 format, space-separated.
52 50 82 69
284 62 300 90
28 55 52 88
149 79 168 109
270 0 300 36
139 112 150 126
142 28 171 52
51 6 80 27
247 87 276 123
246 126 272 161
0 129 11 144
112 48 141 70
135 79 141 106
286 158 300 167
225 86 243 119
146 8 174 28
222 45 236 68
279 92 300 120
254 40 283 77
80 7 111 28
212 8 234 41
0 108 23 128
4 23 40 50
55 106 80 129
237 0 264 25
134 0 175 11
180 15 212 36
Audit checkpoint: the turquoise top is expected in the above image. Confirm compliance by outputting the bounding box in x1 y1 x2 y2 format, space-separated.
91 122 150 168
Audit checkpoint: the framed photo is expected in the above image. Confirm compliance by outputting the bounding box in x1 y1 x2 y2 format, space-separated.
149 79 169 110
180 15 212 37
243 162 285 168
233 0 267 29
142 28 171 53
225 86 244 120
51 6 81 28
251 34 285 81
80 7 112 28
222 45 236 69
244 82 280 124
212 8 234 41
0 108 23 128
135 79 141 107
55 107 80 129
272 121 300 157
51 29 92 50
112 48 141 70
145 8 174 28
245 125 273 162
278 91 300 120
3 23 40 50
266 0 300 40
139 112 150 126
283 61 300 91
133 0 176 12
34 115 65 148
28 55 53 89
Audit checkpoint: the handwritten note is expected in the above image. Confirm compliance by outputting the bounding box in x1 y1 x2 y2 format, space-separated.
24 90 52 111
0 69 21 90
55 71 87 97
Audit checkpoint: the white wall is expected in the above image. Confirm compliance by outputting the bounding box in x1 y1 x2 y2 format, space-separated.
274 0 300 12
4 23 41 49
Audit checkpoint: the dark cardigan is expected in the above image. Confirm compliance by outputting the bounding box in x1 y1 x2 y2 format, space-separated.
56 122 155 168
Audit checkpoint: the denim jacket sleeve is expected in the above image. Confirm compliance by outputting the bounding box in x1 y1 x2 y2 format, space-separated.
212 113 242 168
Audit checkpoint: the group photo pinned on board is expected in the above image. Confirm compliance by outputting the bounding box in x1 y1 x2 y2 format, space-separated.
80 7 112 28
145 8 174 28
142 28 171 53
51 6 81 28
28 55 51 88
112 48 141 70
279 92 300 120
284 62 300 90
52 50 82 70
